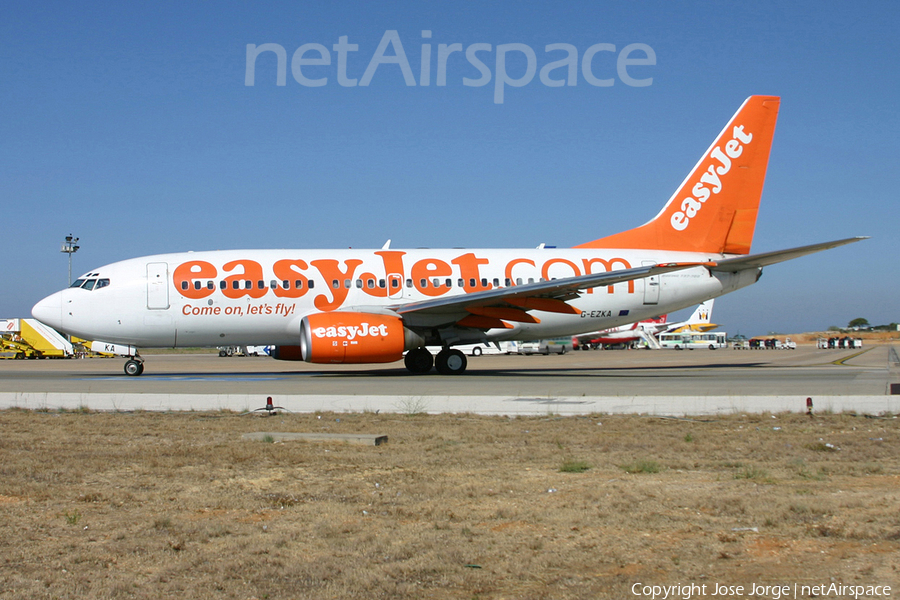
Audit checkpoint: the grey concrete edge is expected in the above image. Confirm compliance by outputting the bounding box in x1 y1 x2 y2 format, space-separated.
0 392 897 417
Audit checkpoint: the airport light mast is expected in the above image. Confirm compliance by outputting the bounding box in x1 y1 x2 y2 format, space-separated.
61 234 80 285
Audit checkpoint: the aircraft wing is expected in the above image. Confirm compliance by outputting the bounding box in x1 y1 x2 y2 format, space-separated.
710 237 867 271
388 262 707 327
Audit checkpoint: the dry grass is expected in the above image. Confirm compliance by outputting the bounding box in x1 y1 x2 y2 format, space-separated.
789 330 900 344
0 409 898 599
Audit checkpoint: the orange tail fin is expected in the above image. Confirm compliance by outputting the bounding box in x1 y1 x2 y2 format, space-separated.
576 95 780 255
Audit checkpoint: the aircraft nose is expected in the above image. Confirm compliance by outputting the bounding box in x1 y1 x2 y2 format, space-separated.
32 291 63 329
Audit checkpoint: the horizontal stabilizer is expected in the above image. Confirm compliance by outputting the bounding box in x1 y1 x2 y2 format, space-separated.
711 237 868 272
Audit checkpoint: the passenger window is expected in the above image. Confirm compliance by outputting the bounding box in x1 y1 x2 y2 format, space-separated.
344 279 351 289
469 278 476 288
379 279 385 289
232 281 240 290
516 278 522 285
294 280 303 289
181 281 188 291
505 278 511 287
308 280 315 289
355 280 363 289
445 278 452 287
492 278 499 287
458 279 464 288
206 281 214 290
257 280 265 290
193 281 201 290
420 279 428 288
481 278 488 287
367 279 375 289
244 280 252 289
406 279 413 288
332 280 339 289
270 280 278 289
220 281 226 290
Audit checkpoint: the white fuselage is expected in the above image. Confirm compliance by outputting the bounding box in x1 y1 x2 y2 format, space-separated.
33 247 757 349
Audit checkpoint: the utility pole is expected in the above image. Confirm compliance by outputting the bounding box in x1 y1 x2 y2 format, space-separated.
61 234 80 285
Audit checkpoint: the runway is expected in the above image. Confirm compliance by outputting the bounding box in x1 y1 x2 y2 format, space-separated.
1 345 897 416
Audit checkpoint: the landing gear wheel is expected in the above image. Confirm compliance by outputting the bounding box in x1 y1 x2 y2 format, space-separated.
471 347 482 357
404 347 434 374
124 359 144 376
435 349 467 375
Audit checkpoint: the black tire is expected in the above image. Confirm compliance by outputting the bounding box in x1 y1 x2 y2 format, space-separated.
435 349 467 375
404 347 434 374
709 344 715 350
218 350 227 357
124 359 144 376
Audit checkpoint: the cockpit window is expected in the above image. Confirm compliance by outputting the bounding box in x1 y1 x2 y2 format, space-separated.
70 277 110 290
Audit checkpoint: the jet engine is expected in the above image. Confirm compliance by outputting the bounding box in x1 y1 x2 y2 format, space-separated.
271 312 424 364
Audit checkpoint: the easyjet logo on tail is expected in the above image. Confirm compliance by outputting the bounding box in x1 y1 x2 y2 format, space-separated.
670 125 753 232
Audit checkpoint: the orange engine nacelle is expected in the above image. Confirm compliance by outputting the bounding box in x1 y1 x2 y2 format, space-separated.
271 312 423 364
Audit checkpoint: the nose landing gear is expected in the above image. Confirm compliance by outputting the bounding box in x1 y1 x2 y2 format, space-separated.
124 357 144 376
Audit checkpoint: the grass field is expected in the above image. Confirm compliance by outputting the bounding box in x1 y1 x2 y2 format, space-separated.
0 409 897 599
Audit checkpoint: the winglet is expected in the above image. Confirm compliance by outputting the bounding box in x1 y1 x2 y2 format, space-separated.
576 96 781 255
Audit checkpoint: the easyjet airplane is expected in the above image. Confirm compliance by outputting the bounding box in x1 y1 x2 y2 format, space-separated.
32 96 864 376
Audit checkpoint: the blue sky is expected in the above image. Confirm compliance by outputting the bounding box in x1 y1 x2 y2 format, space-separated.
2 0 897 336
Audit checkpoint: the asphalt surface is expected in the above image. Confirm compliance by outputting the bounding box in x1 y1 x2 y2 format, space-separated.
0 345 895 398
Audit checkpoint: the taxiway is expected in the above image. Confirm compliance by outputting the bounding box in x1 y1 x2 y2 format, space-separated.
1 345 897 416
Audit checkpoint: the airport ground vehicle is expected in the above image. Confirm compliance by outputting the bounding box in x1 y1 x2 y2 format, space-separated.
817 337 863 349
217 345 271 357
424 342 508 356
658 331 727 350
0 318 73 359
508 338 571 355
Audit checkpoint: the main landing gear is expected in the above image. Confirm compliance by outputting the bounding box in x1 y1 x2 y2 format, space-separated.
124 357 144 376
404 347 467 375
